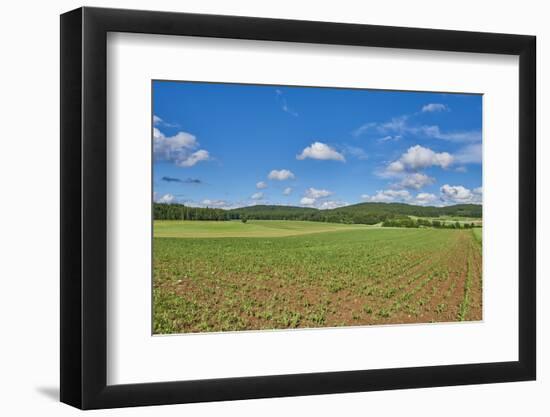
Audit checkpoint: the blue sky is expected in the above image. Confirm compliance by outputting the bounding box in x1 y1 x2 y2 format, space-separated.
153 81 482 209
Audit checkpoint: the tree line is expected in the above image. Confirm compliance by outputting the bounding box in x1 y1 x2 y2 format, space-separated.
154 203 237 221
381 218 480 229
154 202 482 227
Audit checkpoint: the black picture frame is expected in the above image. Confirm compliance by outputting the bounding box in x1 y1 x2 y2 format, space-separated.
60 6 536 410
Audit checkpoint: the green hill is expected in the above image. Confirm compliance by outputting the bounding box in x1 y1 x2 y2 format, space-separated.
328 202 482 218
228 202 481 224
154 202 481 225
228 204 317 219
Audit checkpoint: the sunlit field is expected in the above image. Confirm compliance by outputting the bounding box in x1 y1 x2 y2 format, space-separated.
154 219 370 238
153 220 482 334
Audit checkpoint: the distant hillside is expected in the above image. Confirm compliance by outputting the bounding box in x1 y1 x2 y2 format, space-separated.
328 202 482 218
154 202 481 225
228 202 481 224
228 205 317 219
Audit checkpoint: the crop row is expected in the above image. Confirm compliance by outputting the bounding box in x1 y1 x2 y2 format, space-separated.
153 228 482 333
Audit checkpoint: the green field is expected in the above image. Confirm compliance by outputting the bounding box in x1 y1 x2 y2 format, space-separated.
409 215 482 226
154 219 370 238
472 227 482 241
153 220 482 333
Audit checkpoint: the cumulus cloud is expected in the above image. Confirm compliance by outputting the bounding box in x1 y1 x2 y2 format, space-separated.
268 169 295 181
178 150 210 167
201 199 229 207
386 145 454 173
256 181 268 189
361 189 411 203
414 192 438 205
300 196 348 209
300 197 316 206
154 127 196 149
422 103 449 112
251 192 264 200
297 142 345 162
153 127 210 167
299 187 333 207
440 184 481 203
283 187 292 196
304 187 333 199
156 193 176 204
318 200 348 210
393 173 436 190
153 115 179 128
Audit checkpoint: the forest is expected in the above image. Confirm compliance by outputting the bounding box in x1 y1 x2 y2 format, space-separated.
153 202 481 227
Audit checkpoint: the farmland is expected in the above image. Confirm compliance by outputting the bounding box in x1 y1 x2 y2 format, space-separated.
154 219 370 238
409 215 482 227
153 220 482 334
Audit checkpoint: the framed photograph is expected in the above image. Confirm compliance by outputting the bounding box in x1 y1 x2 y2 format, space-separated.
60 7 536 409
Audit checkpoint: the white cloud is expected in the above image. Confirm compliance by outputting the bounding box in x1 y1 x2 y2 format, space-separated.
268 169 295 181
283 187 292 196
299 193 347 209
201 199 228 207
153 127 210 167
300 197 316 206
153 115 179 128
474 186 483 195
440 184 481 203
176 150 210 167
154 128 196 149
251 192 264 200
455 143 482 164
379 116 409 134
393 173 436 190
422 126 481 143
352 122 377 137
353 114 480 143
414 192 438 205
157 193 175 204
361 189 411 203
256 181 268 189
304 187 333 199
386 145 454 173
386 161 406 174
422 103 449 112
299 187 333 207
275 89 298 117
297 142 345 162
378 135 401 143
353 116 408 138
318 200 348 210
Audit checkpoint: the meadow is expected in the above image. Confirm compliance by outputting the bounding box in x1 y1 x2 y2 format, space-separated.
153 220 482 334
154 219 370 238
